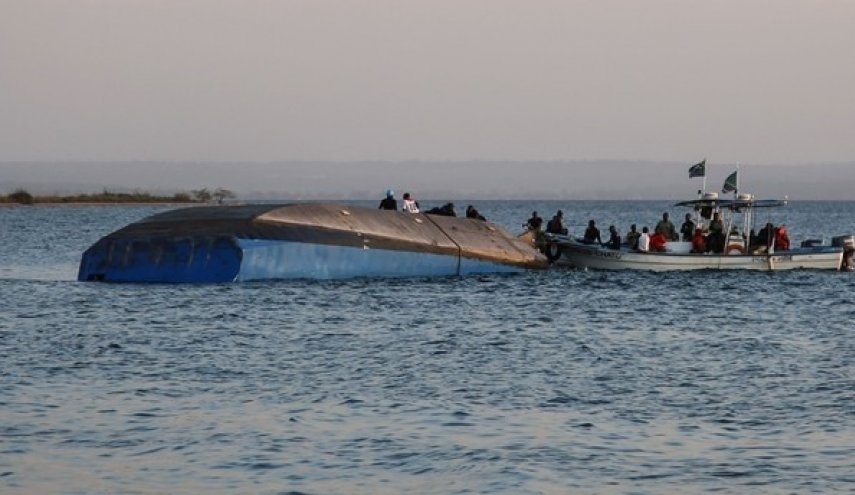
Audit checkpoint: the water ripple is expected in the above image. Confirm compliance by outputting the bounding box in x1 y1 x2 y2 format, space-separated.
1 202 854 493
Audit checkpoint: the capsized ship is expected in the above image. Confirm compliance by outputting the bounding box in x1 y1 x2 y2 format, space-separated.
78 203 548 283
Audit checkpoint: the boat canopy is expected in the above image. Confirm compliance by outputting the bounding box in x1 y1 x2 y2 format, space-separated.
674 198 787 210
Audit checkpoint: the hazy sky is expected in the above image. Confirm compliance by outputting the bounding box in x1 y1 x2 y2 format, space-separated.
2 0 854 164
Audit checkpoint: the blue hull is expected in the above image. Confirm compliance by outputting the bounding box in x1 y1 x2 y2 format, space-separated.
78 237 526 283
237 239 525 280
78 235 242 283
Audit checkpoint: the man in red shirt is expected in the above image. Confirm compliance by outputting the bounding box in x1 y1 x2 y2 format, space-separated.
691 228 706 253
775 225 790 251
649 230 668 252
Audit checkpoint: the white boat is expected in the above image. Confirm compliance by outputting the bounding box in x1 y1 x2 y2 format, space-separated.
548 238 847 271
544 195 854 272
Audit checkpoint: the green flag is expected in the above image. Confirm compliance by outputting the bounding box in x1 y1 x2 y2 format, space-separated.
688 159 706 178
722 171 738 193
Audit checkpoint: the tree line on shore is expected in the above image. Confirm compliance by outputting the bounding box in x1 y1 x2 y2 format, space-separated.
0 187 236 205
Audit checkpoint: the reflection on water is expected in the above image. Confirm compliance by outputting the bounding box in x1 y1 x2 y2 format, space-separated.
1 202 854 493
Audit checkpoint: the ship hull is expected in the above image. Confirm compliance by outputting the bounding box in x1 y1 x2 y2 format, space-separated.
78 204 547 283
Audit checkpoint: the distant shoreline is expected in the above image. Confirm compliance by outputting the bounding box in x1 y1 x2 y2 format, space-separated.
0 201 204 208
0 187 236 206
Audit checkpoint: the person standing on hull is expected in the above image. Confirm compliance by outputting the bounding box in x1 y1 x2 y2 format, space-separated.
656 212 678 241
401 192 420 213
680 213 695 242
378 189 397 210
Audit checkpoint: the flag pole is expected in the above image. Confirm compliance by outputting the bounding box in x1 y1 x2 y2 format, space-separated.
735 162 740 198
699 159 707 229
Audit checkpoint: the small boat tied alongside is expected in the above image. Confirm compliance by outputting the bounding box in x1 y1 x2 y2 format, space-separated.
539 193 854 272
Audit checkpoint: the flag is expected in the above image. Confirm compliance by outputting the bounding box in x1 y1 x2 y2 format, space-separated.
688 159 706 178
722 170 738 193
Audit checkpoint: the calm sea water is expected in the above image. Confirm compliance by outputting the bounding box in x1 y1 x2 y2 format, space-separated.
1 201 854 494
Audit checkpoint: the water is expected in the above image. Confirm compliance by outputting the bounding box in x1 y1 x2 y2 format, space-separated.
1 201 854 494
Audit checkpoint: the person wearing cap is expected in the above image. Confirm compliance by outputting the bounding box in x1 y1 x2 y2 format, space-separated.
378 189 397 210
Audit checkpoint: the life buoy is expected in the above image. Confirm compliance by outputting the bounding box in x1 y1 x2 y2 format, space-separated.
726 244 745 255
545 243 563 262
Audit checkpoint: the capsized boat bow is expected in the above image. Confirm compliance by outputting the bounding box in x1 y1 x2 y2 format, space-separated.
78 203 548 282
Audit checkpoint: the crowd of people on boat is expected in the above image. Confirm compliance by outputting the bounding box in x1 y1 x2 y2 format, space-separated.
379 189 793 256
525 208 791 255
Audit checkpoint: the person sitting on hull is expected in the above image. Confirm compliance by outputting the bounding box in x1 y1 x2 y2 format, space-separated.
656 212 679 241
680 213 695 242
426 202 456 217
546 210 568 235
466 205 486 221
625 224 640 249
378 189 397 210
525 211 543 231
582 220 602 245
605 225 621 250
401 192 420 213
637 226 651 252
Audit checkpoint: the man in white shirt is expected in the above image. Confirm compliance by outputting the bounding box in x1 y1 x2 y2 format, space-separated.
401 192 420 213
637 226 651 252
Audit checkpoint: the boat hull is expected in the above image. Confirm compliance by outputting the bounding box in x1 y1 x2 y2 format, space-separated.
78 204 548 283
552 241 844 271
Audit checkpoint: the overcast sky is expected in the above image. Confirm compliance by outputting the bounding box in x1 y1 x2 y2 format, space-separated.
2 0 854 165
